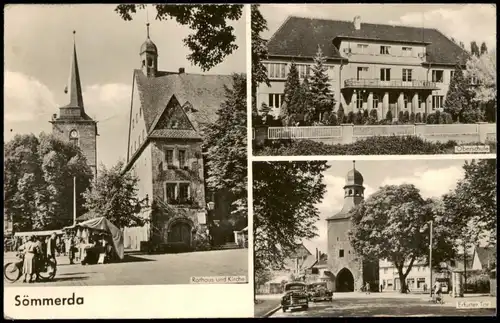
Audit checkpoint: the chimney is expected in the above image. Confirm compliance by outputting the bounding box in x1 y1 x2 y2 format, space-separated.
316 248 319 261
353 16 361 30
52 113 57 120
178 67 185 74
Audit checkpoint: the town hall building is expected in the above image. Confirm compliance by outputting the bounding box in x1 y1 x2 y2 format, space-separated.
326 162 379 292
258 15 470 120
122 24 244 252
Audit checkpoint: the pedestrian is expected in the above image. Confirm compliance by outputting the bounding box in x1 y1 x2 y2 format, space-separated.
380 284 383 292
19 236 39 283
423 283 427 293
365 282 370 295
433 281 442 302
68 235 76 265
47 232 58 265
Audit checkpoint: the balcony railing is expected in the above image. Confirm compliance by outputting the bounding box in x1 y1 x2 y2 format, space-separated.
344 79 439 90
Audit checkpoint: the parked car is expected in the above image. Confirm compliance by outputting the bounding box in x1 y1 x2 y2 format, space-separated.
308 282 333 302
281 282 309 312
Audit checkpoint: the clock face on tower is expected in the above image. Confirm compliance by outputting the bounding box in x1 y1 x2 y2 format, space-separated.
70 130 78 138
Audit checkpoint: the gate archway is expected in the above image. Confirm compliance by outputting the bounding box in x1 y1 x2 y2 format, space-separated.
336 268 355 292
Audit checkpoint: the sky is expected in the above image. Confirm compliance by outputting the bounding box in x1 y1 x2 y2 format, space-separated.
302 158 487 255
4 4 247 169
260 4 496 50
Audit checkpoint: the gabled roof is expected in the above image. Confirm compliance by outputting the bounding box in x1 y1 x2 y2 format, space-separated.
134 70 233 134
475 246 496 268
267 16 469 65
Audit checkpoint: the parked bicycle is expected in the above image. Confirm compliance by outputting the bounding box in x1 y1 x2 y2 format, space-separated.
4 252 57 283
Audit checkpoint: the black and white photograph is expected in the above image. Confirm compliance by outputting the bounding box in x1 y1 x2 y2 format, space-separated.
251 4 496 156
254 158 496 317
4 4 248 289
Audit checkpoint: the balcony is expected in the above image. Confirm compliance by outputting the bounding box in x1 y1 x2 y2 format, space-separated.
344 79 439 90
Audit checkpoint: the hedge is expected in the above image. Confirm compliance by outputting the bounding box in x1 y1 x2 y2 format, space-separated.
254 136 497 156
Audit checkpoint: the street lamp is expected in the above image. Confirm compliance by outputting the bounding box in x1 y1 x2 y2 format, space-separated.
420 220 433 298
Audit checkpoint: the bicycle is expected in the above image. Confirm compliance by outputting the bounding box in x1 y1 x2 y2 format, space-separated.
4 252 57 283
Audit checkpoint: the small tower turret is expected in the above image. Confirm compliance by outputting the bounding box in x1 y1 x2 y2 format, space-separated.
140 23 158 78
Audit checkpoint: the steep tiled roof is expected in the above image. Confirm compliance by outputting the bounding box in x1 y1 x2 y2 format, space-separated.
134 70 233 134
475 246 495 268
327 198 356 220
149 129 201 139
267 16 469 65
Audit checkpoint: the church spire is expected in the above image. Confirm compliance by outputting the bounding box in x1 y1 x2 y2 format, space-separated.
65 30 85 109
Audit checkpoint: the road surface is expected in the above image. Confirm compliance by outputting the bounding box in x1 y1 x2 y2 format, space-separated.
4 249 248 286
267 293 496 317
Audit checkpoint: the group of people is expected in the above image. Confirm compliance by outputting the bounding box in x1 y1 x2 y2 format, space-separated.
18 233 58 283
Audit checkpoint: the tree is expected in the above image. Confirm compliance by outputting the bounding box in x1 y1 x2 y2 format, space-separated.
349 184 454 293
444 63 476 122
203 73 247 226
115 4 243 72
443 159 496 246
251 5 270 116
83 162 145 229
480 42 488 56
309 46 335 121
283 62 301 111
470 41 480 57
4 133 93 232
254 161 329 274
466 49 496 105
255 267 273 296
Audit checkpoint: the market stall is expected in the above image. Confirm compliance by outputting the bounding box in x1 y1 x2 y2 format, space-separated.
63 217 124 264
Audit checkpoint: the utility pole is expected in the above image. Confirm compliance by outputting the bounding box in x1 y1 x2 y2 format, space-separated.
464 240 467 295
429 220 433 298
73 176 77 226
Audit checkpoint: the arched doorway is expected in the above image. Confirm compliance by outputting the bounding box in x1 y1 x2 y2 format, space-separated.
336 268 355 292
167 221 192 247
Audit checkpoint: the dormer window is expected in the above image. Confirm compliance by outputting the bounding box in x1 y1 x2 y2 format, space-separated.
402 47 413 57
356 44 368 54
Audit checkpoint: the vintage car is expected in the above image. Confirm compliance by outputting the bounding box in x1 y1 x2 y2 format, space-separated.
281 282 309 312
307 282 333 302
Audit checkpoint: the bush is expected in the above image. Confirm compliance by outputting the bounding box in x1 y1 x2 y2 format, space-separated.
415 112 422 123
347 111 355 123
386 110 393 121
327 112 338 126
466 272 490 293
426 113 436 124
423 112 427 123
363 109 369 121
442 112 453 124
355 110 364 125
404 111 410 123
193 232 212 251
255 136 460 155
398 110 405 122
435 110 442 124
337 105 345 124
410 112 415 124
369 109 378 120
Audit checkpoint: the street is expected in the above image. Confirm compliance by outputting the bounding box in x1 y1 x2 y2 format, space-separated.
263 292 496 317
4 249 248 286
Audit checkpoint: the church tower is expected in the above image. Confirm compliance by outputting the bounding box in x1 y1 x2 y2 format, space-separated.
140 23 158 78
326 161 379 292
50 31 98 180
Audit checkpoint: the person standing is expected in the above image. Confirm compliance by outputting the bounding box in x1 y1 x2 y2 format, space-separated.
47 232 58 265
19 236 39 283
365 282 371 295
68 235 76 265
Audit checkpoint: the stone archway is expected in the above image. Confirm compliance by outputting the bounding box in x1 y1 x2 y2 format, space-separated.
336 268 355 292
